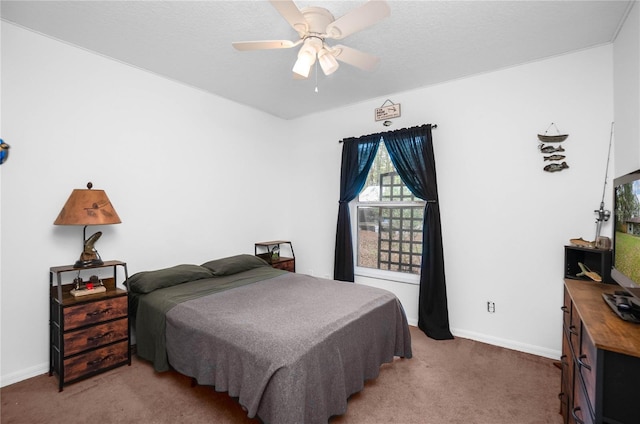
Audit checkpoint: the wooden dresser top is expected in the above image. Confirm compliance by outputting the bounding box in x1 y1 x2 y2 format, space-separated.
565 279 640 358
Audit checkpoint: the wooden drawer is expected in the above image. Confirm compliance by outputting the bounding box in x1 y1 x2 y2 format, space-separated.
272 258 295 272
560 333 573 424
569 302 581 355
562 287 572 329
64 340 129 382
64 296 127 330
561 333 573 393
572 378 594 424
579 328 597 412
64 318 128 357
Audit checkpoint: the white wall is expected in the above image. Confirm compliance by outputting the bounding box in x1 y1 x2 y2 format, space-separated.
0 23 292 386
614 1 640 175
288 45 615 359
1 16 631 386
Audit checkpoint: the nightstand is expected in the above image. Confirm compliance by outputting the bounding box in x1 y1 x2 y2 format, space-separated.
255 240 295 272
49 261 130 391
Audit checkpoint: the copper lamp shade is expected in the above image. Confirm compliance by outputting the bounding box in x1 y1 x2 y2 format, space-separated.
54 183 121 226
54 182 121 268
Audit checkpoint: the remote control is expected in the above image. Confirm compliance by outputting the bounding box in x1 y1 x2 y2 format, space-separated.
616 296 632 311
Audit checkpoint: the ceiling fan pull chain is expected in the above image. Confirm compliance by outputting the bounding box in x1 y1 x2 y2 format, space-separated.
315 61 319 93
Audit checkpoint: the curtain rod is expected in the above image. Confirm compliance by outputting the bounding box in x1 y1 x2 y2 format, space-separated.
338 124 437 143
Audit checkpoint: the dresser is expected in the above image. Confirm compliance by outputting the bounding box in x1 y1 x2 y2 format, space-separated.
49 261 130 391
560 279 640 423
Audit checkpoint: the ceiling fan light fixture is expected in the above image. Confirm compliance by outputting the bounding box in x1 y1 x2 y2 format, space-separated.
292 43 316 78
318 48 339 76
292 52 314 78
233 1 391 79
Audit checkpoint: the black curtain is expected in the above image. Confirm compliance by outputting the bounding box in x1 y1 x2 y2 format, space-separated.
383 125 453 340
334 124 453 340
333 134 380 282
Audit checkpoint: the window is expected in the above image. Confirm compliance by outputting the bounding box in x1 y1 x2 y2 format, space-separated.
353 142 425 280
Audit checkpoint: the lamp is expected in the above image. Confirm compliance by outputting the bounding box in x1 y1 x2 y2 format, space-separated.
318 48 339 76
54 182 121 268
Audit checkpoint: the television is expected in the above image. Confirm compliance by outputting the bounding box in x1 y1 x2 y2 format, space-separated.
609 169 640 319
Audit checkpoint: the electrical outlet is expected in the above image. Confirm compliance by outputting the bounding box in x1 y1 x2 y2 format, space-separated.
487 301 496 313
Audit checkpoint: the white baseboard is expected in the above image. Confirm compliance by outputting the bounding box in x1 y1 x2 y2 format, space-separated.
0 362 49 388
407 320 560 360
451 327 561 360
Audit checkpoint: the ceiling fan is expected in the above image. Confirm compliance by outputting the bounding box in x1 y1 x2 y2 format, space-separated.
232 0 390 79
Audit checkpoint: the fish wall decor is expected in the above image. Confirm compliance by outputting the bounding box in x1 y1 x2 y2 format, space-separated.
539 144 565 153
537 124 569 172
537 122 569 142
544 161 569 172
544 154 566 161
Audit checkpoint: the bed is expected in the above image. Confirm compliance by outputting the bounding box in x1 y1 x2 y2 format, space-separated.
127 254 412 424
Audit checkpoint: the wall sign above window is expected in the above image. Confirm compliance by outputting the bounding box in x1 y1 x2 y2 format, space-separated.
375 99 401 121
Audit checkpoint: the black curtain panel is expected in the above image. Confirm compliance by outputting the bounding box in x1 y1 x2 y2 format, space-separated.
334 124 453 340
333 134 381 282
383 125 453 340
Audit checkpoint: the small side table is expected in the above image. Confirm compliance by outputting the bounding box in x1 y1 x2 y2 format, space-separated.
49 260 130 391
255 240 295 272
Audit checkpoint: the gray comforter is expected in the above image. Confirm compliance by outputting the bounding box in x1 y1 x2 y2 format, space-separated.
147 269 412 423
134 266 286 372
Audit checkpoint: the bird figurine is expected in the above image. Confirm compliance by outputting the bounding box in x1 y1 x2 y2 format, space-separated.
0 139 9 165
76 231 104 267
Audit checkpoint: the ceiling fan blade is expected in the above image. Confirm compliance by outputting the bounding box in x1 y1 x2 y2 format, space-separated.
326 0 390 40
332 45 380 71
232 40 299 51
269 0 308 36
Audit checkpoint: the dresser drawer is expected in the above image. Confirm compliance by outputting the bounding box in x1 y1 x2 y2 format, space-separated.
572 378 594 424
64 318 128 357
63 340 129 382
562 287 572 329
560 333 573 395
579 328 597 411
569 303 582 355
64 296 127 330
559 333 573 423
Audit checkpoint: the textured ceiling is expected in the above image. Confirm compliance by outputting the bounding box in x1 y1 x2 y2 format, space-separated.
1 1 635 119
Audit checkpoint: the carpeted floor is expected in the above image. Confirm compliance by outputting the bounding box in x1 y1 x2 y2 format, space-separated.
1 326 563 423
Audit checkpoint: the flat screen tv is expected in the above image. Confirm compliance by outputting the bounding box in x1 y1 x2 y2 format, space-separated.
611 169 640 303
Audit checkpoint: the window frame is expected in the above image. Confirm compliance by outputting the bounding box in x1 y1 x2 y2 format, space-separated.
350 200 424 286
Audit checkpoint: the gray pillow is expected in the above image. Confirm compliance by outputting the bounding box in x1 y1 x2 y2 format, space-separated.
201 254 269 276
125 264 215 294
